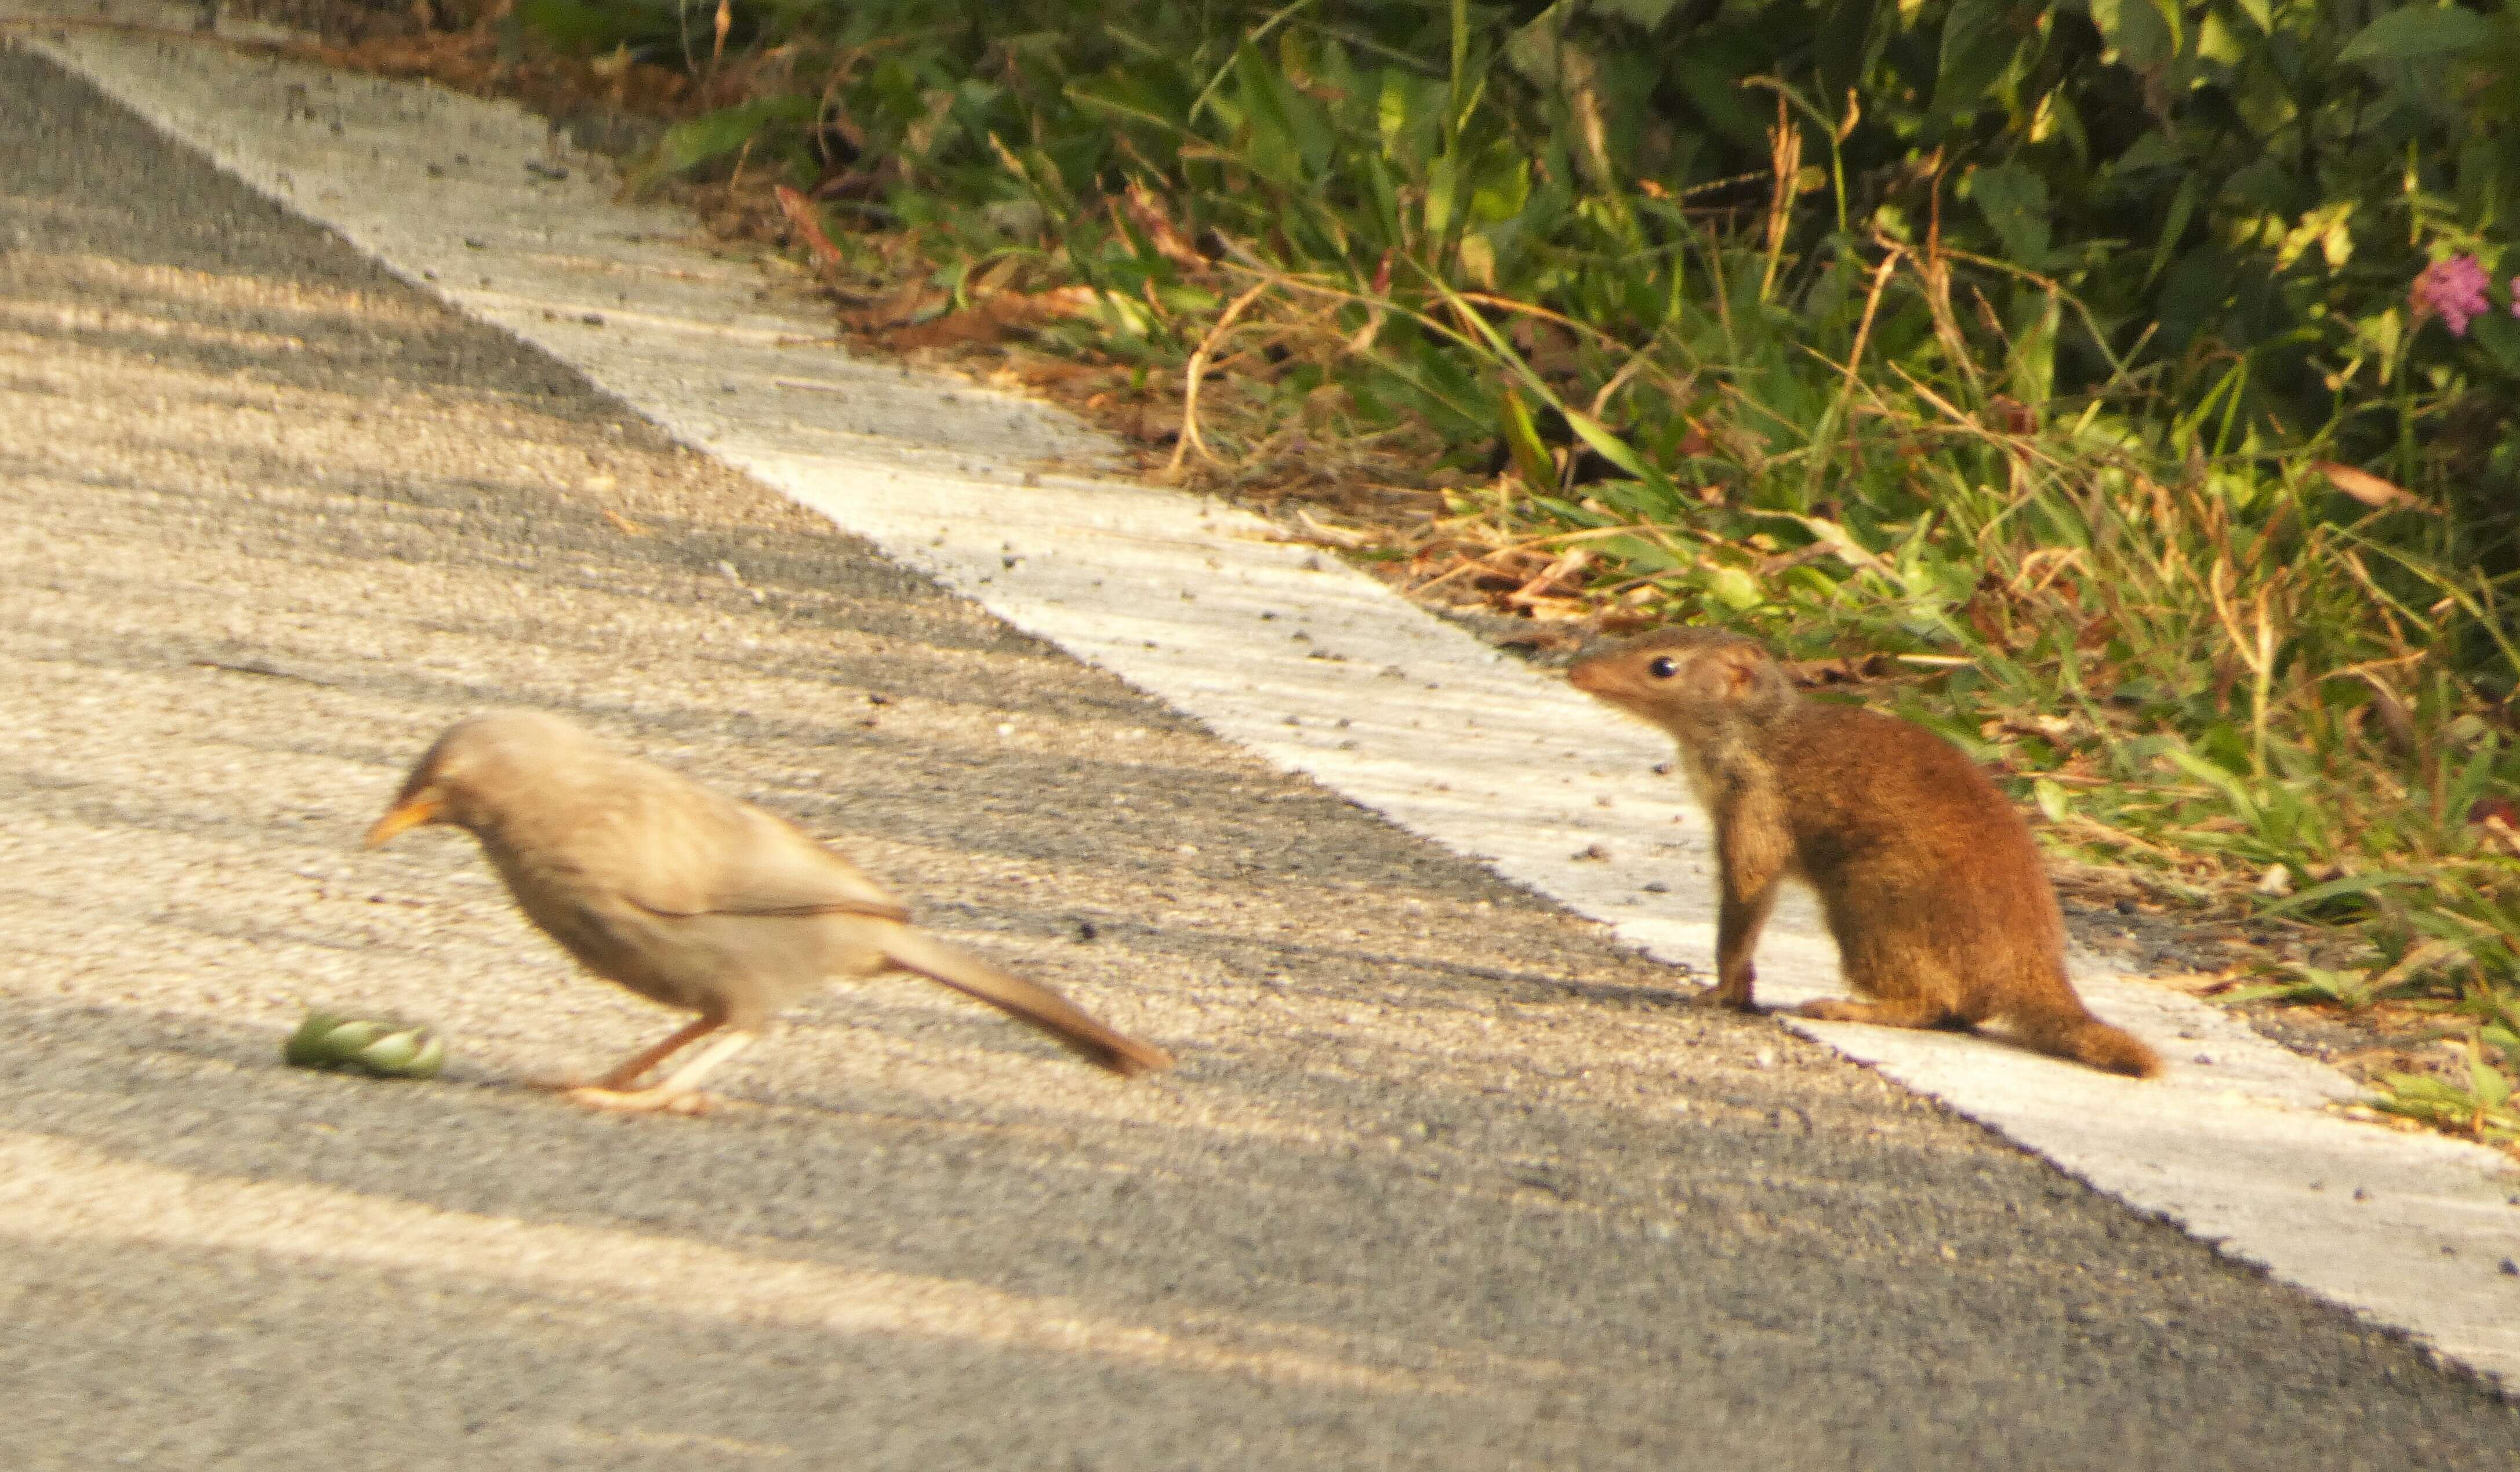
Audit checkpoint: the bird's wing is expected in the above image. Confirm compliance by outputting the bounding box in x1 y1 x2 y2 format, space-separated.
621 806 912 923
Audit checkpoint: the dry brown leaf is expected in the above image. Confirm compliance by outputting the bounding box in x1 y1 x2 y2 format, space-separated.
2351 668 2420 755
1493 622 1591 653
992 357 1108 392
840 277 949 331
772 185 844 271
1117 183 1210 272
2314 460 2433 514
1506 549 1593 608
884 286 1104 350
1780 653 1893 687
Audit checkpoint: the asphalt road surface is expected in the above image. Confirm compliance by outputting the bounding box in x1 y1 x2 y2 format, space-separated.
1 43 2514 1469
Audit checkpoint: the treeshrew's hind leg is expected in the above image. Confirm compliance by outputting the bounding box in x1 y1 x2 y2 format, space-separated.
1792 996 1964 1031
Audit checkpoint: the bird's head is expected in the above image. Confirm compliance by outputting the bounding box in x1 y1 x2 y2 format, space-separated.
365 712 594 847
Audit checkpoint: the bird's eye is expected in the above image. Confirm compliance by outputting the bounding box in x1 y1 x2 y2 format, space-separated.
1646 656 1678 678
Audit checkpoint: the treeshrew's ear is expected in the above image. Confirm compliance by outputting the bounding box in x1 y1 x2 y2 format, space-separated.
1712 645 1764 697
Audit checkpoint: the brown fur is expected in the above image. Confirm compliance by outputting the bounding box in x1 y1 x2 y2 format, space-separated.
1569 628 2159 1078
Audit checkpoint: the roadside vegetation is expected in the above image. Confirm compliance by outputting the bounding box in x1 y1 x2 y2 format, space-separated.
325 0 2520 1146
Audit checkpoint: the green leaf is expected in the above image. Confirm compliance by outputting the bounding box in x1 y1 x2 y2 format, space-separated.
1468 155 1533 226
655 96 817 176
1499 388 1558 490
1156 283 1221 314
1597 531 1688 574
1965 163 2053 268
2088 0 2176 70
1936 0 2022 118
2473 310 2520 374
1561 408 1652 481
1424 151 1460 243
2194 9 2251 67
517 0 665 54
2142 173 2204 287
1376 69 1411 153
2008 290 2060 406
2471 1045 2514 1107
2165 746 2264 826
1705 564 1762 610
1669 54 1768 147
1593 0 1685 24
2338 7 2494 70
2258 868 2432 917
1232 45 1303 183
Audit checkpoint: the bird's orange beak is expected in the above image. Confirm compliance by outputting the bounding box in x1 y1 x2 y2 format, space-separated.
365 792 443 848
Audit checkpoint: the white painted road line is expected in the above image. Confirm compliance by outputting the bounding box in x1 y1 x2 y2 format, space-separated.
10 0 2515 1389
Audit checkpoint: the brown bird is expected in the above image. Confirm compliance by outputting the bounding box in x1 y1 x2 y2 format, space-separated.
366 712 1172 1113
1570 628 2158 1078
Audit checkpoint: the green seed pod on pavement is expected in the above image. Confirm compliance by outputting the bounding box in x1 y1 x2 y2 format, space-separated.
283 1012 446 1080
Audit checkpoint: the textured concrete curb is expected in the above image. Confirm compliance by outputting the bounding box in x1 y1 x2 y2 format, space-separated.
8 0 2514 1387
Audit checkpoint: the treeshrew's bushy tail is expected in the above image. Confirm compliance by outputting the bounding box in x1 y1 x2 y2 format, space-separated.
2014 1005 2161 1079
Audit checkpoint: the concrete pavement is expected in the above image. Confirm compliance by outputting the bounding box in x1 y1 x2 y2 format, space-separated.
1 32 2515 1470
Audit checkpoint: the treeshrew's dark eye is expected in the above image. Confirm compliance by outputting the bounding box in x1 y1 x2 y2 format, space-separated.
1646 656 1678 678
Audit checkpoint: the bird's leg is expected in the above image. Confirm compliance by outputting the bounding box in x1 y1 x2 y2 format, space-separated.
563 1029 758 1116
595 1017 721 1090
528 1016 720 1095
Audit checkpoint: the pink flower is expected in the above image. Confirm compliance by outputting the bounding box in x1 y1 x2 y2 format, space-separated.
2412 255 2490 336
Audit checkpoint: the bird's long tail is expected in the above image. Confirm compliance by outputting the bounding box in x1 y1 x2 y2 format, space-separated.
878 927 1172 1077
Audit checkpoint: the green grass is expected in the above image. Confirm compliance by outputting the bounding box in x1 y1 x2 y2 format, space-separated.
460 0 2520 1140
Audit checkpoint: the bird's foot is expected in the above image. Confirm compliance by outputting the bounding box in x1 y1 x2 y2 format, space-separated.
526 1068 659 1093
560 1084 715 1117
